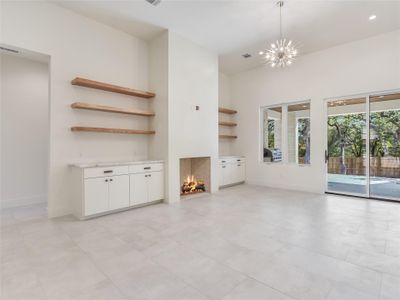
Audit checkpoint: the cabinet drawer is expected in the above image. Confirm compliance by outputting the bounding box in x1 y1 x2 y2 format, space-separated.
129 163 163 174
84 166 129 179
219 158 245 164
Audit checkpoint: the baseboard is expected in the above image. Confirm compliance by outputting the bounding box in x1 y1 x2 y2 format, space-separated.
219 181 245 189
1 194 47 209
246 180 324 194
76 200 163 220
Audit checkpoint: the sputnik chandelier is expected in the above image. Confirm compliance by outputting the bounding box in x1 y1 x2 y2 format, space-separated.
259 1 298 68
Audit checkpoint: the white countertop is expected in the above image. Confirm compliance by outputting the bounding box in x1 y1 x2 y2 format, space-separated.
70 160 164 168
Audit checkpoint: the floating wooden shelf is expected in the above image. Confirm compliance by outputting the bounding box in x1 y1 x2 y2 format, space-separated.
71 102 155 117
219 134 237 139
219 107 237 114
71 77 156 99
219 121 237 127
71 127 155 135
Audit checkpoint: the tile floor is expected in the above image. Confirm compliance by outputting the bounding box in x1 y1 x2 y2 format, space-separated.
1 184 400 300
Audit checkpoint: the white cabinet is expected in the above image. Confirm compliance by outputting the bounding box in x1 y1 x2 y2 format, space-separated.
130 171 164 206
148 171 164 202
237 163 245 182
231 162 245 183
219 164 227 186
130 173 148 206
72 161 164 219
84 177 109 215
84 175 129 216
219 157 246 187
109 175 130 210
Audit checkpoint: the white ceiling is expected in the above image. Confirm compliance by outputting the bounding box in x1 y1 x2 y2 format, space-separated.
53 0 400 75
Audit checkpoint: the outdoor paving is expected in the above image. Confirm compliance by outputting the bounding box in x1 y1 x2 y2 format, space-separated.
328 174 400 200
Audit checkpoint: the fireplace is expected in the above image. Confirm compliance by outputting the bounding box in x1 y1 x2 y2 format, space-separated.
180 157 210 197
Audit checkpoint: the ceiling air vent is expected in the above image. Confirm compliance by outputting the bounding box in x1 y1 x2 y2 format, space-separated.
0 46 19 54
145 0 162 6
242 53 252 58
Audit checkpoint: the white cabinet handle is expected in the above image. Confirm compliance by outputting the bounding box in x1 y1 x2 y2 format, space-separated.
104 170 113 174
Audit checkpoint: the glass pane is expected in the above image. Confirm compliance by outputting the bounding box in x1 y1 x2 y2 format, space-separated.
288 102 310 164
263 106 282 162
327 98 367 196
369 93 400 200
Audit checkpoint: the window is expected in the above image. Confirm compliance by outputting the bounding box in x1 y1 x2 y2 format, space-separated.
263 106 282 163
261 101 311 164
288 102 311 164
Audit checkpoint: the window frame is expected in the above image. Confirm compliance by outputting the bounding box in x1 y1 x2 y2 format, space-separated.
260 99 311 166
260 105 284 164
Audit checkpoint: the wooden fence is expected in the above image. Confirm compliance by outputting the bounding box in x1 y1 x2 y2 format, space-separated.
328 157 400 178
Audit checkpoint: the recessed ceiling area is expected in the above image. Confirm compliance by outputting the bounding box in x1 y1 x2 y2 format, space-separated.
53 0 400 75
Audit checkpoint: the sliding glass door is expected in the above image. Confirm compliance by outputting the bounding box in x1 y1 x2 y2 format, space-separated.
326 92 400 201
369 93 400 200
326 97 367 197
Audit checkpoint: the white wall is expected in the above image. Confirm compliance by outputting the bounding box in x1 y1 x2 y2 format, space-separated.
219 72 231 108
167 32 219 202
147 31 219 203
148 31 169 199
1 1 151 216
218 72 234 156
231 30 400 193
1 54 49 207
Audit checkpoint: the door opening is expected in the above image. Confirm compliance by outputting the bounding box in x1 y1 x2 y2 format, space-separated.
1 46 50 209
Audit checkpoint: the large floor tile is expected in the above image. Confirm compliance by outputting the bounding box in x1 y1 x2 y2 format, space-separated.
225 248 332 299
381 273 400 300
346 248 400 277
153 245 246 299
110 260 195 300
327 283 380 300
52 279 128 300
223 278 294 300
34 251 107 299
1 269 46 300
271 245 382 296
1 184 399 300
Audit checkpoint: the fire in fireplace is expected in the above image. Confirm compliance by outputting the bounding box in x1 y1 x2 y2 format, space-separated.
180 157 210 198
181 175 206 195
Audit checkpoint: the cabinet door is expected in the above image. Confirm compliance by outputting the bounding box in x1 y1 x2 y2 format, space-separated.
219 164 227 186
236 163 245 183
148 171 164 202
225 163 236 185
84 177 109 216
109 175 129 210
130 173 148 206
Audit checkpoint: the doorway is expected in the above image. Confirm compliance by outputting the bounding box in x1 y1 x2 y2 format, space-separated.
1 47 50 209
325 91 400 201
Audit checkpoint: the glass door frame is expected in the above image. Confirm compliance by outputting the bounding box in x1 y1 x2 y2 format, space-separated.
324 88 400 202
